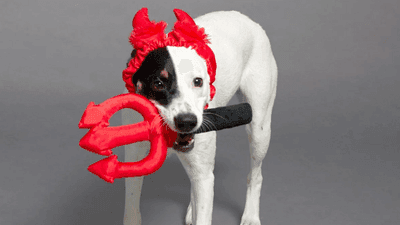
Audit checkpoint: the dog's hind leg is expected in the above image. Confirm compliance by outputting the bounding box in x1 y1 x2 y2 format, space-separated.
122 105 150 225
238 38 277 225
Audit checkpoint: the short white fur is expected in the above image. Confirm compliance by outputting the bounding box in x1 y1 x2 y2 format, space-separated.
122 10 277 225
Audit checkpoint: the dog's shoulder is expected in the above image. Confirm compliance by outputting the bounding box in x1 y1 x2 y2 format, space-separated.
194 10 266 47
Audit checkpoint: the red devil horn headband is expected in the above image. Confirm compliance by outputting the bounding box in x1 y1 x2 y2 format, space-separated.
123 8 216 103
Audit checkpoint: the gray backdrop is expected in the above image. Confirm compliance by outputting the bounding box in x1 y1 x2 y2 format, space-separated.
1 0 399 224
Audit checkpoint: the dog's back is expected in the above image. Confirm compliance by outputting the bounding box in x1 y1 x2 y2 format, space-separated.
194 11 277 108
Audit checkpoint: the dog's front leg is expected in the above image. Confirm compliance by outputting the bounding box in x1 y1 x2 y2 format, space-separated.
177 133 217 225
123 142 149 225
122 108 150 225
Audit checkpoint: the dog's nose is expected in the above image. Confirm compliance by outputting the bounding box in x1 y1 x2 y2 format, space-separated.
174 113 197 132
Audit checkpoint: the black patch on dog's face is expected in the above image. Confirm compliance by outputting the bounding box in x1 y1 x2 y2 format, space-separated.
129 48 178 106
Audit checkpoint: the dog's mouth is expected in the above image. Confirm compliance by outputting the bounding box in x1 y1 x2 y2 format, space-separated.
173 133 195 152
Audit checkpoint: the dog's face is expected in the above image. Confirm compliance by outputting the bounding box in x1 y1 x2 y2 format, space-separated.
129 46 210 151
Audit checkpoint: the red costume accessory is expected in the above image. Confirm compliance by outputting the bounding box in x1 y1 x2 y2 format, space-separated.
122 8 217 107
79 93 177 183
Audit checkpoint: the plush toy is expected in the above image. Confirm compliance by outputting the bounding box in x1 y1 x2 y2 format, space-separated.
78 93 174 183
78 93 252 183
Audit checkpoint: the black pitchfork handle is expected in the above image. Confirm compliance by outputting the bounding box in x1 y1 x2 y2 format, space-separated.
194 103 252 134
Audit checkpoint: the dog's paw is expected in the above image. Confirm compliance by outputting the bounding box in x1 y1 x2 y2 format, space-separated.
185 204 193 225
123 211 142 225
240 215 261 225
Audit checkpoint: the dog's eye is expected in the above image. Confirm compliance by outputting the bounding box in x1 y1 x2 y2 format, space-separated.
152 80 165 91
193 78 203 87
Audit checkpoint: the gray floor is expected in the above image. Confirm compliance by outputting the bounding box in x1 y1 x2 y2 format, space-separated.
1 0 399 224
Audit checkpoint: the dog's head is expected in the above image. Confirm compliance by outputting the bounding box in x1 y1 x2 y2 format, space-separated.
123 8 216 152
130 46 209 132
128 46 210 151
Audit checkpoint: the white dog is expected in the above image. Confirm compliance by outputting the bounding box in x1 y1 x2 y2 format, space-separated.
122 10 277 225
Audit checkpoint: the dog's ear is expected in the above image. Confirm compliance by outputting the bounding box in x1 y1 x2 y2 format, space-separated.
130 49 137 58
126 49 137 68
136 81 143 93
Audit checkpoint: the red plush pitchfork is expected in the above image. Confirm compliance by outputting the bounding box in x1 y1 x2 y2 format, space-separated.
79 93 177 183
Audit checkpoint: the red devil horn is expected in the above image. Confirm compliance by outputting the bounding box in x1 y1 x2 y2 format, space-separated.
132 7 151 28
128 8 167 50
170 8 209 44
173 9 196 25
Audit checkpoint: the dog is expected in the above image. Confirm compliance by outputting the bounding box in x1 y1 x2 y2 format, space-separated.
121 9 277 225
